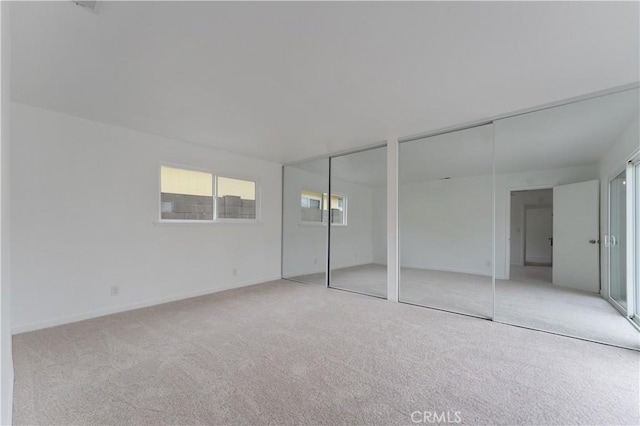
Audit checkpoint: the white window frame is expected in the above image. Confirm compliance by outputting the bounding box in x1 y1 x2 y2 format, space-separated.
298 190 347 227
157 163 260 224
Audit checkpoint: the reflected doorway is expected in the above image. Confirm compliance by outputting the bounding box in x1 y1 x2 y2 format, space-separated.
510 189 553 285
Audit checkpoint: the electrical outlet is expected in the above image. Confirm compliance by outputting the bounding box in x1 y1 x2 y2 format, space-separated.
314 258 318 265
110 285 119 296
233 268 238 276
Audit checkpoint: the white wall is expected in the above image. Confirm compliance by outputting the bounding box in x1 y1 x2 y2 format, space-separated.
392 164 599 279
509 190 553 266
1 3 13 425
282 166 328 278
10 103 283 333
399 175 493 276
524 207 553 264
282 165 376 277
599 115 640 298
330 177 375 270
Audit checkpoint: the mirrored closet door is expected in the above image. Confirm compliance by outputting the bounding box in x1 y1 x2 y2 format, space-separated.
282 159 330 285
494 88 640 350
398 124 495 318
329 146 387 298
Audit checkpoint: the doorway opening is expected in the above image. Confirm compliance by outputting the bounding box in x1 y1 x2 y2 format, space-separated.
510 189 553 285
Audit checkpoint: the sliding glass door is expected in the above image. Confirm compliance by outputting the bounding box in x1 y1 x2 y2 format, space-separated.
635 159 640 326
609 169 628 310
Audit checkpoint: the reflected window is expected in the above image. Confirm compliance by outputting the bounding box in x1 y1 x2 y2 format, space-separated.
300 191 346 225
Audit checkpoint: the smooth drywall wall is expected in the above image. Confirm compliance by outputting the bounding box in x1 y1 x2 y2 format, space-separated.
384 164 599 279
399 175 493 276
330 176 375 270
1 3 13 425
282 165 375 278
599 115 640 298
10 103 282 333
282 165 328 278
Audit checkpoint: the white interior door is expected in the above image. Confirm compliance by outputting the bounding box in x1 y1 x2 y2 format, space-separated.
525 207 553 265
552 180 600 292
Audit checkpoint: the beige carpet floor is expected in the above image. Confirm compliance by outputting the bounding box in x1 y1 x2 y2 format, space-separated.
291 264 640 350
13 279 640 425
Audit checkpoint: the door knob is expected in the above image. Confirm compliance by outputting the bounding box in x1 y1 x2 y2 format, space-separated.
589 239 599 244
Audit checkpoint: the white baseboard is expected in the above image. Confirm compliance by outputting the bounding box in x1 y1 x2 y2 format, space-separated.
11 275 281 335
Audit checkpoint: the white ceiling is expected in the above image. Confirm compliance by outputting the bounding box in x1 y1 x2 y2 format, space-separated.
292 88 639 186
10 1 640 164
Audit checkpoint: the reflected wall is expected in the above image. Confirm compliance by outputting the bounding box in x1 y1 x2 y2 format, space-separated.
494 88 640 349
281 88 639 351
330 147 387 298
399 124 494 318
282 159 329 285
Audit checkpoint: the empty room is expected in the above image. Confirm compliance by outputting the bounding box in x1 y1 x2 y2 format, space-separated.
0 1 639 425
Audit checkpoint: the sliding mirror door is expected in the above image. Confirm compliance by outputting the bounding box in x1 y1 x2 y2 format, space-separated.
329 147 387 298
399 124 494 318
282 159 329 285
494 88 640 349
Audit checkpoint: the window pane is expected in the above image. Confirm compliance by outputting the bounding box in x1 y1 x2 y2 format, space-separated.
217 177 256 219
160 166 213 220
301 190 324 222
333 195 345 225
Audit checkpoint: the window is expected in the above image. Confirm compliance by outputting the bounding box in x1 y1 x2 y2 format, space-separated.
327 193 346 225
160 166 257 222
161 166 213 220
300 191 346 225
217 176 257 220
301 190 324 222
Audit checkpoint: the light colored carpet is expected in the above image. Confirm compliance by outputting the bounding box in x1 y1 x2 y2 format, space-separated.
291 264 639 350
13 280 640 425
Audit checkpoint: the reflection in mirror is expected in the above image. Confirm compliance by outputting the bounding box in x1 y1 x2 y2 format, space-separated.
494 88 640 350
282 159 329 285
399 124 494 318
329 147 387 298
609 169 627 309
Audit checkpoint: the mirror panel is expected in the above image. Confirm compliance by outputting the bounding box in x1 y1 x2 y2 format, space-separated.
399 124 494 318
329 147 387 298
282 159 329 285
494 88 640 349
